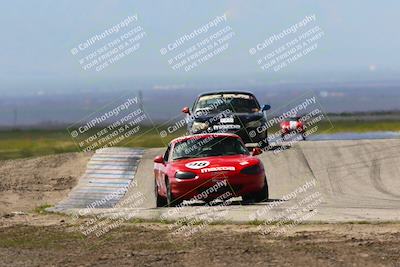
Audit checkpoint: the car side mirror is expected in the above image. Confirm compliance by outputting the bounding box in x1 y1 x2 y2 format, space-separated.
262 104 271 111
153 155 164 164
182 107 190 114
252 147 263 156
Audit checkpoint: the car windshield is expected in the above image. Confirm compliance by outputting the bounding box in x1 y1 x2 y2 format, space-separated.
194 94 260 114
284 117 300 122
172 136 249 160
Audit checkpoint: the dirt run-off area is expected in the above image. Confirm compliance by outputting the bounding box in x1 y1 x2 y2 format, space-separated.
0 152 91 216
0 215 399 267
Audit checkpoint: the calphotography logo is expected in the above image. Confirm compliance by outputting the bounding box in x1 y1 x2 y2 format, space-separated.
249 14 325 72
70 14 147 72
160 13 236 72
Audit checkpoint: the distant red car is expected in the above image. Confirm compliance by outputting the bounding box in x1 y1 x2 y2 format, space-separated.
280 116 306 140
154 133 268 207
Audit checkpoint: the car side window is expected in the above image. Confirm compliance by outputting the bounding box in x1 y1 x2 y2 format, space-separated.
164 145 171 162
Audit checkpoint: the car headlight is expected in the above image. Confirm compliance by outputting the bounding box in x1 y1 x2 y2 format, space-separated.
175 171 197 179
246 120 262 128
240 164 261 175
192 121 208 132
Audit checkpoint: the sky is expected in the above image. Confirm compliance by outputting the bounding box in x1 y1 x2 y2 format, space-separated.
0 0 399 94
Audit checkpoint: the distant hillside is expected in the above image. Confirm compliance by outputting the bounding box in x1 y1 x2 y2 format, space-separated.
1 80 399 128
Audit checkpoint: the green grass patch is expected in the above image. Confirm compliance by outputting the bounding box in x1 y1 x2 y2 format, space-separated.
266 120 400 134
0 119 399 160
322 120 400 133
34 204 53 214
0 226 85 249
0 127 185 160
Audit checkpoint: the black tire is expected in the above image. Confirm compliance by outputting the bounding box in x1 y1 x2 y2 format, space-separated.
241 194 254 203
259 139 269 150
254 178 269 202
155 179 167 207
166 178 183 207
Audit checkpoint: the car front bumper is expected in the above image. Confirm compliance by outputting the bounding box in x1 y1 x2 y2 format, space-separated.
170 171 266 201
192 127 267 145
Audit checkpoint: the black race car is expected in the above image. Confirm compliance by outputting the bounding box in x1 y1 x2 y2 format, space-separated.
181 91 271 148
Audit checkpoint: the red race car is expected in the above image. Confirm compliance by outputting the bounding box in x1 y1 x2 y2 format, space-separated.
154 133 269 207
280 116 306 140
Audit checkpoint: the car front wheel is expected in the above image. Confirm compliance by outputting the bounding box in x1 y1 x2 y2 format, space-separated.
254 178 269 202
155 179 167 207
243 177 269 203
166 178 183 207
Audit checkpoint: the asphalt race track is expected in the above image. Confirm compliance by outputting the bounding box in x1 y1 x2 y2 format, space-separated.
53 139 400 223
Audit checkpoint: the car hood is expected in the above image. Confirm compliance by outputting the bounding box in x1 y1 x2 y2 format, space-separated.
170 154 261 174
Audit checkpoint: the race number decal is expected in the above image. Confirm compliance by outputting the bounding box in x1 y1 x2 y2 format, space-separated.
185 161 210 169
